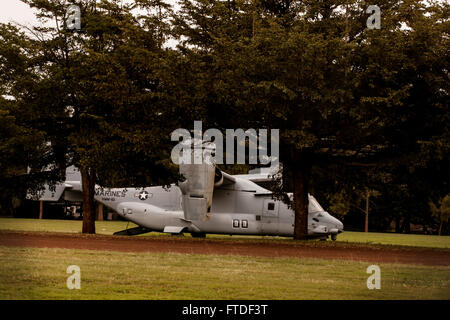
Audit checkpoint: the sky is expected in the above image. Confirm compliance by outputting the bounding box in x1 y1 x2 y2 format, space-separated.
2 0 444 27
0 0 41 26
0 0 180 27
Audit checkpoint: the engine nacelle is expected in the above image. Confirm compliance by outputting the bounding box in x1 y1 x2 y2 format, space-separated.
178 148 216 221
214 167 224 187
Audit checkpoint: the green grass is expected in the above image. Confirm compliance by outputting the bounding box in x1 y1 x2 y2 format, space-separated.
1 217 449 249
1 218 449 300
338 231 450 249
0 217 135 235
0 246 449 300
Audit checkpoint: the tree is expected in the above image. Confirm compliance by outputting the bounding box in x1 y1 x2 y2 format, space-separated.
430 195 450 236
173 0 449 239
0 23 63 216
10 0 182 233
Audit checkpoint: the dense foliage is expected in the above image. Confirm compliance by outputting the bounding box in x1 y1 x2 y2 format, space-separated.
0 0 448 235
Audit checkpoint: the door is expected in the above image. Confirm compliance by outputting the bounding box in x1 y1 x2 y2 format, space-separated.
261 198 279 235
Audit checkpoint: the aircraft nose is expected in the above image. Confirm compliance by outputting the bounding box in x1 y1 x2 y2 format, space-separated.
331 216 344 232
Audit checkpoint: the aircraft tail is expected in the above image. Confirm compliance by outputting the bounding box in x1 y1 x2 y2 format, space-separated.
65 166 81 184
26 165 82 201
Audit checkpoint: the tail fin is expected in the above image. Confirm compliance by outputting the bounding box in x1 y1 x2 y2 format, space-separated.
65 165 81 183
27 165 82 201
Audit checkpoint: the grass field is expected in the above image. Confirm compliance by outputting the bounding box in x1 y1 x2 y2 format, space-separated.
0 246 449 300
1 217 449 300
0 217 449 249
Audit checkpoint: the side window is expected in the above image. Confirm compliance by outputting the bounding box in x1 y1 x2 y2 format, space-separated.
232 219 249 229
268 202 275 211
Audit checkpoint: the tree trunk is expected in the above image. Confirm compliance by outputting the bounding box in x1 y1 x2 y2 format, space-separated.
97 202 103 221
81 167 96 234
395 217 401 233
364 190 370 232
401 217 410 234
39 201 44 219
292 150 310 240
438 221 443 236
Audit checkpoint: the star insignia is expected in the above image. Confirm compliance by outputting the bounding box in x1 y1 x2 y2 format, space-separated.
138 191 149 200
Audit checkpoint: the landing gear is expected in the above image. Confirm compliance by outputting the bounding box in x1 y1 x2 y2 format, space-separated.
331 234 337 241
191 233 206 238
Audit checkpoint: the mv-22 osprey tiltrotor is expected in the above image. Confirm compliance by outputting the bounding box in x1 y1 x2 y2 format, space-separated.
32 155 344 240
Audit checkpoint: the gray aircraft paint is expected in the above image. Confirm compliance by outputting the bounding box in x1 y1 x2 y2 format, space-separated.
50 166 343 239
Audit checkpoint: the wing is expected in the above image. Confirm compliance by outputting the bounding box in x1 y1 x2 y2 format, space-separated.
214 168 236 187
233 173 274 183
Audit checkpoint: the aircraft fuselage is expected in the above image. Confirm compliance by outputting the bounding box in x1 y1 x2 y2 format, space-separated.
89 175 344 239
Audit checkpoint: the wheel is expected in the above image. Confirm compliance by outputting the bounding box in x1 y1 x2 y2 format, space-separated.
331 234 337 241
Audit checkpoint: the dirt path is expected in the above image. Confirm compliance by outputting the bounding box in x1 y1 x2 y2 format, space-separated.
1 230 449 266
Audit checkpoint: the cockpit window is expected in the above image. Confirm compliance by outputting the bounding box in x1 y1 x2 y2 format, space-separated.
308 195 325 213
